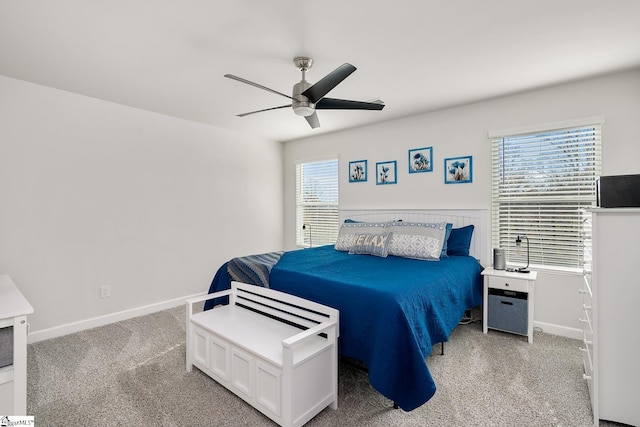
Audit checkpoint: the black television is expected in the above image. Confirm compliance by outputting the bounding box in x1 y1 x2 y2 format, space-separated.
597 174 640 208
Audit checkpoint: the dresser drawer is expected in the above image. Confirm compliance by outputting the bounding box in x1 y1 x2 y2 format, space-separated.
579 284 593 316
580 275 592 305
581 329 594 380
581 318 593 346
579 308 593 336
580 288 592 307
581 347 594 407
488 275 530 293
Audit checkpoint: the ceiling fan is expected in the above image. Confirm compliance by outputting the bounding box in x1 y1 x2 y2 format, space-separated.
224 57 385 129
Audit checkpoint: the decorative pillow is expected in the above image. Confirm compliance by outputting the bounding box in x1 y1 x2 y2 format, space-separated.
386 221 447 260
447 224 475 256
440 223 454 258
348 232 393 258
335 221 389 251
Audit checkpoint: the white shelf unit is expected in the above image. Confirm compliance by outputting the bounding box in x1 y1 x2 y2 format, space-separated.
581 208 640 426
0 274 34 416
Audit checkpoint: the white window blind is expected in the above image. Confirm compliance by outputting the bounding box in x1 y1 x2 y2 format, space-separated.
491 123 602 270
295 159 339 247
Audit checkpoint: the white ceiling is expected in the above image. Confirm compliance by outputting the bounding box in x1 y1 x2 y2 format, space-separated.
1 1 639 142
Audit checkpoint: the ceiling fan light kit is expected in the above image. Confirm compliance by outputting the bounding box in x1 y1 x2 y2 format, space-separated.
225 57 384 129
292 80 314 117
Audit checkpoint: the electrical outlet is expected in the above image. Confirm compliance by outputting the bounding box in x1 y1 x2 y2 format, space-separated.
100 285 111 298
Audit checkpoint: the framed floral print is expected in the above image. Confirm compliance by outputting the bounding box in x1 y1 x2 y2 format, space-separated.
349 160 367 182
408 147 433 173
444 155 472 184
376 160 397 185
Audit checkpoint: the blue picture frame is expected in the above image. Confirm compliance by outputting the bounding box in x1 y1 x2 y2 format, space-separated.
444 155 472 184
348 160 368 182
376 160 397 185
408 147 433 173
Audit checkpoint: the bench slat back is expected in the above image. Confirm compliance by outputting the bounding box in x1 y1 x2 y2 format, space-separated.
232 282 337 331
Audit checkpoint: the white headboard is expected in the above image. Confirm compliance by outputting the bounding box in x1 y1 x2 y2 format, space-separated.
339 208 490 266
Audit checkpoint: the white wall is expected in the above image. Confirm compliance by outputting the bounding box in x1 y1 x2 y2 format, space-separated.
0 76 284 335
283 68 640 337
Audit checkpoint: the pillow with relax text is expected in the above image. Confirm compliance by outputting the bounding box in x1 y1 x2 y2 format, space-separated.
348 232 393 257
335 221 388 251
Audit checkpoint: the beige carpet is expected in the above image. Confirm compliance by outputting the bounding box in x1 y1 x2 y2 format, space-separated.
26 306 621 426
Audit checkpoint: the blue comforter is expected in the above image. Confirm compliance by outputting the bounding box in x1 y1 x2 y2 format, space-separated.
206 245 483 411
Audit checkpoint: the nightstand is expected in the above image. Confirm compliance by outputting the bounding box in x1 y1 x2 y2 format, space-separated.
481 268 537 343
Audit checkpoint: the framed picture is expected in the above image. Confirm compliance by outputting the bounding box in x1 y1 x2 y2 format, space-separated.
376 160 397 185
408 147 433 173
348 160 368 182
444 156 473 184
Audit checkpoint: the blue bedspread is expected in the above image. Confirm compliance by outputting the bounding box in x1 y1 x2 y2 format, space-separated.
206 245 483 411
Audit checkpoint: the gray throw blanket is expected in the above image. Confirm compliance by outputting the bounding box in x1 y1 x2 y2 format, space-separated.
227 251 283 288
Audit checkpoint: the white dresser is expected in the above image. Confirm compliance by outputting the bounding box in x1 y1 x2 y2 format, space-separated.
0 274 34 416
579 208 640 426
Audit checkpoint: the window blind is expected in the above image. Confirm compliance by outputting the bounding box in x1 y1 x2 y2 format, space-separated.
295 159 339 247
491 123 602 270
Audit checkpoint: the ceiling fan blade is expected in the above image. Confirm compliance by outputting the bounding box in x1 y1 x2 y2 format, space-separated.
301 63 357 103
315 98 385 111
224 74 293 100
305 112 320 129
237 105 291 117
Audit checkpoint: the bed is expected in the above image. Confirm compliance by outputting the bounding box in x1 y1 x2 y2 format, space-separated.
204 209 489 411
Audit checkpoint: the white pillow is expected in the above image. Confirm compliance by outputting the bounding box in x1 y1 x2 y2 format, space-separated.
386 221 447 260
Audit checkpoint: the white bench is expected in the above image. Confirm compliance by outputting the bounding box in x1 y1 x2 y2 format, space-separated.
186 282 339 427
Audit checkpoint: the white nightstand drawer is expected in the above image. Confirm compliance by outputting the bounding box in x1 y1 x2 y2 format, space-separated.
487 275 529 293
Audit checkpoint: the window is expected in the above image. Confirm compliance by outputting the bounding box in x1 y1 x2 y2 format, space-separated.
490 120 602 270
295 159 339 247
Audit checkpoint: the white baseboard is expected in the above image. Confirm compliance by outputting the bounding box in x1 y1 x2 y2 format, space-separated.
533 320 582 340
27 291 207 344
26 295 583 344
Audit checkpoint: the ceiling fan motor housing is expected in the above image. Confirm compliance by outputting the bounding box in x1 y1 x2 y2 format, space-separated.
292 80 315 117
